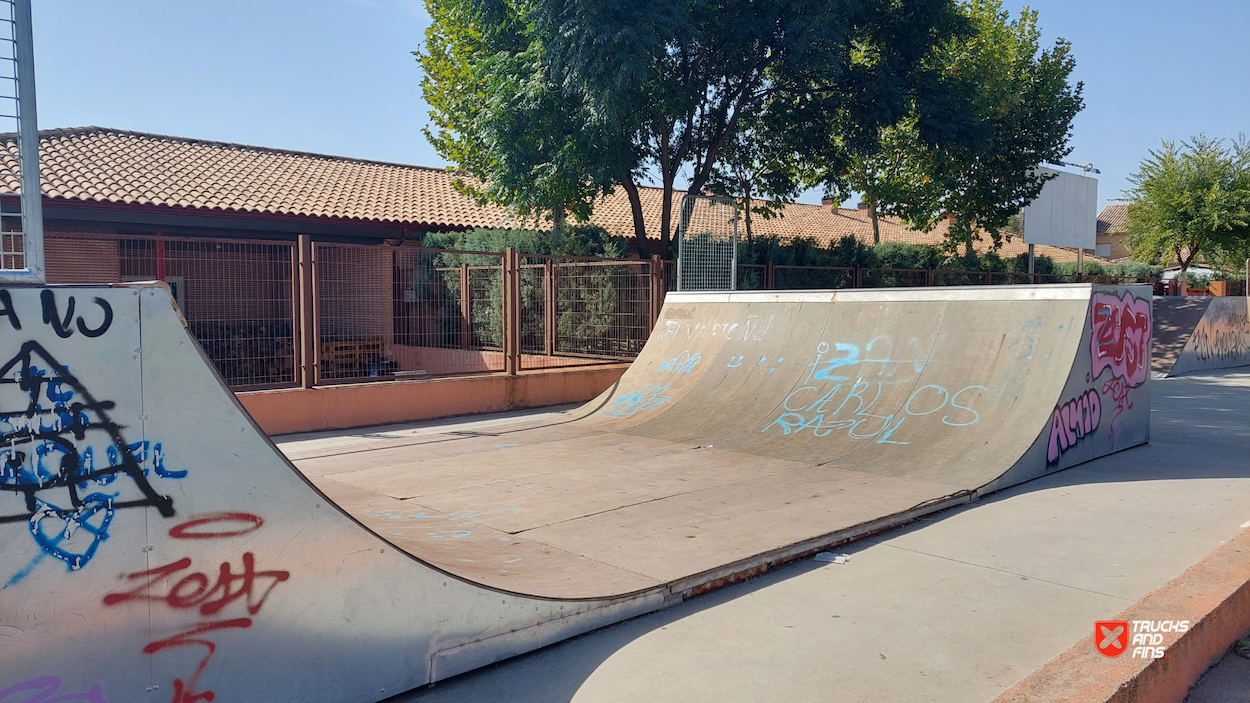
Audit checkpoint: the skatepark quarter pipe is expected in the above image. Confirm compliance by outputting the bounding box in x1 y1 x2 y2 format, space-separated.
1 283 1150 702
1153 297 1250 377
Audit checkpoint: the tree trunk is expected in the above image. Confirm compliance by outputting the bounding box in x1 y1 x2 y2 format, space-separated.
621 179 650 259
869 192 881 245
660 173 676 258
553 205 566 233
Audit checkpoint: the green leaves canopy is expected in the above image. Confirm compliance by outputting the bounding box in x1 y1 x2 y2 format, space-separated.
836 0 1085 256
1125 135 1250 272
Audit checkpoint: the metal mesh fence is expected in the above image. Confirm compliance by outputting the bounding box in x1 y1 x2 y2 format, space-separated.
41 234 297 388
736 264 766 290
316 243 507 383
676 194 737 291
775 265 854 290
0 201 22 270
33 234 1166 388
120 238 296 388
394 247 505 378
863 267 929 288
555 259 651 362
0 0 34 276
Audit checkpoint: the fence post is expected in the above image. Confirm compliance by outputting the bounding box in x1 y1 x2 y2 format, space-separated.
649 255 663 329
853 263 862 288
984 269 991 285
503 247 520 375
297 235 316 389
459 263 471 350
543 259 556 355
765 261 775 290
926 267 933 287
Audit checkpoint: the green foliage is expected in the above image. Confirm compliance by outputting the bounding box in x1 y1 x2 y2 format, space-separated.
1051 261 1164 278
417 0 636 231
420 225 629 350
838 0 1085 255
1124 134 1250 272
421 0 972 257
423 225 625 259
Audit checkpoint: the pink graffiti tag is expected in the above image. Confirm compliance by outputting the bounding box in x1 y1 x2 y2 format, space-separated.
0 677 110 703
1091 292 1151 388
1047 390 1102 464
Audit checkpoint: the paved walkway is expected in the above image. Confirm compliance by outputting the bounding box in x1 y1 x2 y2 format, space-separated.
280 369 1250 703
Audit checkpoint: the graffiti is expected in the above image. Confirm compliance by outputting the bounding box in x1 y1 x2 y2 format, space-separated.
1047 390 1102 464
599 383 673 418
763 382 986 445
1190 309 1250 362
167 512 263 540
1091 292 1150 388
1 342 183 586
0 290 114 340
659 314 774 344
1101 376 1134 449
658 351 701 375
1016 316 1044 361
39 292 113 340
103 512 288 703
1090 292 1150 448
0 676 110 703
805 338 929 383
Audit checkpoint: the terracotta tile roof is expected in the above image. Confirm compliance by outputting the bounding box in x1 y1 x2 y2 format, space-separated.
0 126 522 229
1 126 1100 263
1097 204 1128 234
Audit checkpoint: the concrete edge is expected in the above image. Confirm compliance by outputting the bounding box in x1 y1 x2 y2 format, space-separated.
237 365 630 435
992 526 1250 703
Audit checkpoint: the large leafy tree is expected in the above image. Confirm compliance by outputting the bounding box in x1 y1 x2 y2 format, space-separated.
539 0 968 255
421 0 970 257
1125 134 1250 273
834 0 1084 257
419 0 644 238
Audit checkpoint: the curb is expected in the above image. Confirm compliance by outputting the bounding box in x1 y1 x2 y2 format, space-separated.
993 527 1250 703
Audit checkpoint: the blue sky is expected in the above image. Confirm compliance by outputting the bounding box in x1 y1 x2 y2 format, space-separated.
30 0 1250 212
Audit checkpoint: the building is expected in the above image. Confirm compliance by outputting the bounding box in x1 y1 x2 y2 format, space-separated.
1096 204 1130 260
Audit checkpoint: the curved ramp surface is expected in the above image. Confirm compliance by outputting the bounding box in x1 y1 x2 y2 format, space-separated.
1153 297 1250 376
1 283 1150 702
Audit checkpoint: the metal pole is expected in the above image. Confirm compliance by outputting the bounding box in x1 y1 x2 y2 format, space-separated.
13 0 42 281
730 199 738 291
1028 243 1035 277
1077 248 1084 276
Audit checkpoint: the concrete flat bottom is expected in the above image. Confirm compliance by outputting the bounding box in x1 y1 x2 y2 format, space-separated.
284 411 961 599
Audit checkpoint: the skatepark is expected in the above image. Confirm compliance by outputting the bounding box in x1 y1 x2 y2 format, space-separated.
4 280 1250 703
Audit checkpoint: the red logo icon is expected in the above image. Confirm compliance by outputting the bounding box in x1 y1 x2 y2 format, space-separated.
1096 621 1129 657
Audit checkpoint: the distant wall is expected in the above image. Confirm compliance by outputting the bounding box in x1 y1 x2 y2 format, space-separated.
238 365 628 435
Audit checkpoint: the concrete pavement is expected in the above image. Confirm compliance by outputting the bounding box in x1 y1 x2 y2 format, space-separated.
369 369 1250 703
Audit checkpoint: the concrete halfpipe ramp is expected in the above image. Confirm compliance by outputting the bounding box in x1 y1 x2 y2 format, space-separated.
1 283 1150 702
1153 296 1250 376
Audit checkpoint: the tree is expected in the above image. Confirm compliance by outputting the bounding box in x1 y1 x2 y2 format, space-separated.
421 0 971 258
834 0 1085 258
1124 134 1250 273
538 0 968 256
418 0 648 250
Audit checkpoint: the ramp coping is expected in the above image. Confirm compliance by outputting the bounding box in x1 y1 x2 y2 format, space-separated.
669 284 1114 304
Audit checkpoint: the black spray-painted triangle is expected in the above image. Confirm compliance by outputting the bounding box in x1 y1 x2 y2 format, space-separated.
0 340 175 523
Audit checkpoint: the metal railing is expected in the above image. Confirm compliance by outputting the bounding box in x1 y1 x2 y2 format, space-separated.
42 234 1166 390
46 233 298 389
